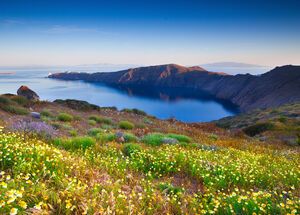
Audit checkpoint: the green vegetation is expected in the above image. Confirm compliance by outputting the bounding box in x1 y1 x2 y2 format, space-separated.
122 108 147 116
243 122 275 136
57 112 73 122
88 119 97 126
89 115 112 124
40 109 52 117
158 183 183 196
1 105 29 115
87 128 102 136
0 97 299 214
119 120 134 129
142 133 192 146
10 96 29 106
0 95 29 115
53 136 95 150
122 143 142 156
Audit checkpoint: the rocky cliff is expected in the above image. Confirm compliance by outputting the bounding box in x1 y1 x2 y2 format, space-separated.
49 64 300 112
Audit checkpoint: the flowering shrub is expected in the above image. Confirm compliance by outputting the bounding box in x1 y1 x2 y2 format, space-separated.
11 120 56 139
0 126 299 214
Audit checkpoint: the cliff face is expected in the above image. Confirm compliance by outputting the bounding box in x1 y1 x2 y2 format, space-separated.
49 64 300 112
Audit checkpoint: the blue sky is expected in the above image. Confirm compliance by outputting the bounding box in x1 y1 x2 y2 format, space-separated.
0 0 299 66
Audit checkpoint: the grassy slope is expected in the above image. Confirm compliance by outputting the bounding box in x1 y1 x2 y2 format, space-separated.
215 103 300 146
0 95 299 214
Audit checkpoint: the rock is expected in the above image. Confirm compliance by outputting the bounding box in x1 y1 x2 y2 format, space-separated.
279 135 299 146
115 131 125 143
161 137 179 144
30 112 41 119
17 86 39 101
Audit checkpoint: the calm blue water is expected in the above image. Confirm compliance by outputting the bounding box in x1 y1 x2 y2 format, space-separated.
0 69 239 122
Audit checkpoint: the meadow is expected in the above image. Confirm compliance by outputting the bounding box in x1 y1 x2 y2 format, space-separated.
0 96 299 214
0 126 299 214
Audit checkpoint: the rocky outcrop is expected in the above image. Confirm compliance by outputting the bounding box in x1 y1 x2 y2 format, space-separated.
17 86 40 101
49 64 300 112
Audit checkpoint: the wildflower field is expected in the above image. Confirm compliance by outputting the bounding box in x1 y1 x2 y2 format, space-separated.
0 126 299 214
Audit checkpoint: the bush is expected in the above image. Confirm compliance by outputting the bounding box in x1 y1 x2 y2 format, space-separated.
11 120 56 139
88 128 102 136
167 133 191 143
96 133 116 143
88 119 97 126
53 136 95 150
69 130 77 137
243 122 275 136
122 108 147 116
119 121 134 130
1 105 29 115
142 133 191 146
0 96 11 105
57 113 73 122
142 133 165 146
124 133 138 142
41 109 52 117
209 134 219 141
10 96 29 106
89 115 112 124
278 116 287 123
123 143 142 157
158 183 183 196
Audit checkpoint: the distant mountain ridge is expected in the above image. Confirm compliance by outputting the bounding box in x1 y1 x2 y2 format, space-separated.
49 64 300 112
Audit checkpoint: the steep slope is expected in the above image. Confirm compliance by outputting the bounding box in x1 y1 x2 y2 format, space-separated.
49 64 300 112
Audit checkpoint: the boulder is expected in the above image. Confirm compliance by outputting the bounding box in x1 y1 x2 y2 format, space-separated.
161 137 179 144
115 131 125 143
30 112 41 119
17 86 39 101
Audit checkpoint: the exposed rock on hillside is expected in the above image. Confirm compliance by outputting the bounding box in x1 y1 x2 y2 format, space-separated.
17 85 40 101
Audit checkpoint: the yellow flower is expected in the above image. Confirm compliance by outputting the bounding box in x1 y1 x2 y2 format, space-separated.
10 208 18 215
19 200 27 209
0 181 7 188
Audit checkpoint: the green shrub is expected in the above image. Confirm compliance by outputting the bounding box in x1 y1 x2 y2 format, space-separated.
142 133 191 146
88 128 102 136
142 133 165 146
119 121 134 130
158 183 183 196
243 122 275 136
96 133 116 143
41 109 52 117
57 113 73 122
89 115 112 124
167 133 191 143
10 96 29 106
1 105 29 115
73 115 81 121
278 116 287 123
69 130 77 137
124 133 138 142
88 119 97 126
122 108 147 116
123 143 142 157
53 136 95 150
209 134 219 141
0 96 11 105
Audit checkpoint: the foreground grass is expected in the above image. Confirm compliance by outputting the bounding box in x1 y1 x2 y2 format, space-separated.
0 127 299 214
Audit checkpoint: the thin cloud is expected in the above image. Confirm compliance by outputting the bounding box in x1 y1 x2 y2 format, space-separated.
43 25 100 34
1 19 24 26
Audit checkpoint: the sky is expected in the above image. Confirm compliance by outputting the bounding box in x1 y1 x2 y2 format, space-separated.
0 0 300 67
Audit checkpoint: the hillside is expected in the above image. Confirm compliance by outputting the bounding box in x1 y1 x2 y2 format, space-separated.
0 91 299 214
215 102 300 146
49 64 300 112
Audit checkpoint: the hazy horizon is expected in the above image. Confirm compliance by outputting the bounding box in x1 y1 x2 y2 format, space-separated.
1 0 300 67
